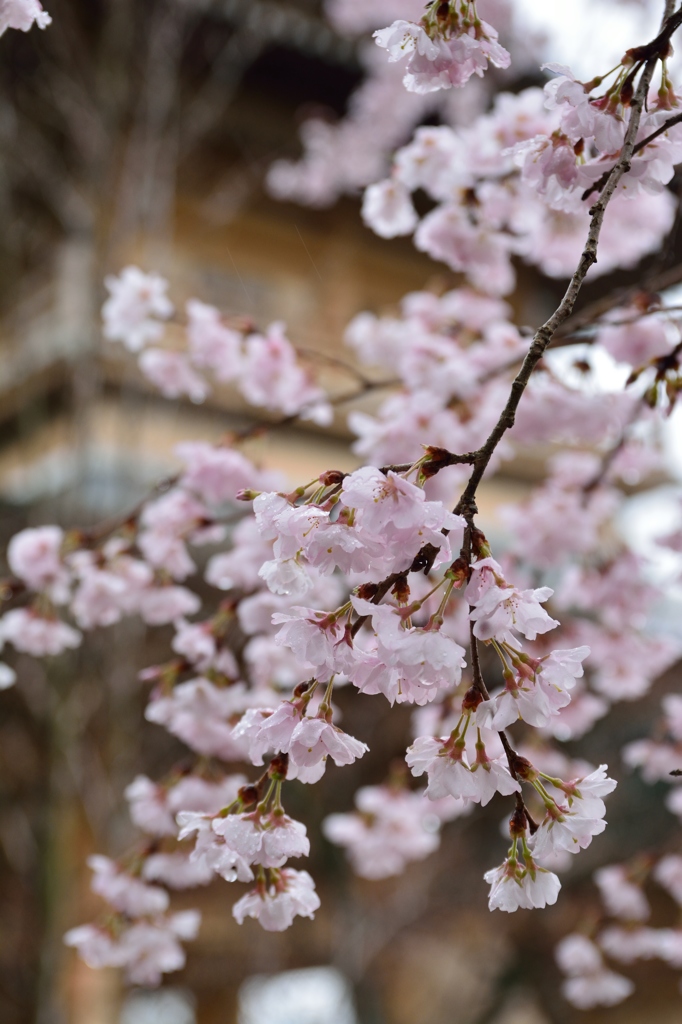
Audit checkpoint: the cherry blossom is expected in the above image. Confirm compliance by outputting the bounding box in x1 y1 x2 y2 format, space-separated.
145 678 266 760
177 442 278 506
65 911 200 987
466 556 559 643
362 179 418 237
87 855 170 917
0 0 51 36
531 777 613 859
232 868 320 931
185 299 242 380
7 526 70 601
102 266 173 352
654 855 682 905
177 811 253 883
594 864 650 922
136 583 200 625
0 662 16 689
485 856 561 912
374 8 510 94
142 852 214 889
212 809 309 869
125 772 246 837
556 933 634 1009
240 322 332 424
349 597 467 705
406 733 519 805
68 551 149 629
139 349 209 403
0 608 81 656
272 608 348 682
287 717 368 771
323 783 455 878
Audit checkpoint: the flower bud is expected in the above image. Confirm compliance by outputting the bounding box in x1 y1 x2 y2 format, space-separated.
319 470 346 486
268 752 289 780
509 805 527 838
238 785 259 807
462 685 483 711
471 528 491 559
508 753 537 782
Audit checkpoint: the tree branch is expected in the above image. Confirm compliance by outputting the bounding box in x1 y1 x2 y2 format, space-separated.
453 33 668 521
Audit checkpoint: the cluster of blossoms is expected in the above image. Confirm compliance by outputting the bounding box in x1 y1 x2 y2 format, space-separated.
6 256 682 994
361 78 678 292
266 0 515 207
374 1 511 94
555 852 682 1008
63 856 200 986
103 267 332 424
5 1 682 1011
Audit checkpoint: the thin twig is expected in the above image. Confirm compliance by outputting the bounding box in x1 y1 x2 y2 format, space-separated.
633 110 682 154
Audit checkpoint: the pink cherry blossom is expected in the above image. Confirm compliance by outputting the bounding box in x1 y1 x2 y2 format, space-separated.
103 266 173 352
213 810 309 868
232 868 320 931
0 608 81 656
185 299 243 380
349 597 466 705
623 738 682 783
87 854 169 917
8 526 70 601
361 179 418 237
374 15 510 94
139 348 209 402
145 678 264 760
142 852 214 889
594 865 650 922
598 310 673 367
124 775 177 836
466 556 559 642
323 784 452 878
485 856 561 912
240 322 331 423
406 734 519 805
543 685 608 742
272 608 348 682
414 203 516 296
68 553 142 629
206 517 273 592
556 933 634 1009
245 702 301 760
532 802 607 860
654 855 682 905
125 772 246 836
176 441 277 506
287 717 368 770
118 912 201 986
0 662 16 689
0 0 51 36
598 925 660 964
177 811 254 883
63 924 124 971
64 911 200 986
136 584 201 625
